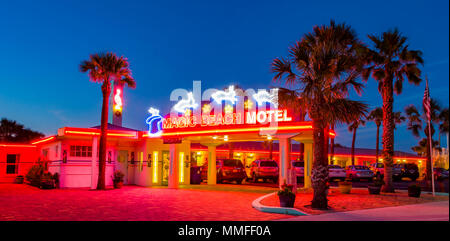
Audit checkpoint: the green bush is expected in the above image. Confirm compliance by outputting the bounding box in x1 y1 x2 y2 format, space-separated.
25 165 44 183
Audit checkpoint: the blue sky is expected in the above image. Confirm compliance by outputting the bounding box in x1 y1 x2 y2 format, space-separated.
0 0 448 152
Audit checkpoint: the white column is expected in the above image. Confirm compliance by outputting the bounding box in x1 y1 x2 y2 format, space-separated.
168 143 179 189
207 145 217 185
278 137 292 187
91 137 98 189
304 142 313 189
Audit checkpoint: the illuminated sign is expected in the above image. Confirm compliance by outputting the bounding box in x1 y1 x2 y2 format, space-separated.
211 85 237 104
162 109 292 129
253 89 278 107
173 92 198 113
146 107 163 137
113 89 123 115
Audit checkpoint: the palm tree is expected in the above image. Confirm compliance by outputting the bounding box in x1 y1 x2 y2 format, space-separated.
367 108 405 165
348 118 366 165
438 108 449 147
404 98 441 180
272 20 368 209
362 29 423 193
80 52 135 190
367 108 383 164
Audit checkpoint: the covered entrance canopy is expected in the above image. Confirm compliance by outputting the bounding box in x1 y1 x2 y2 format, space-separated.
143 110 335 189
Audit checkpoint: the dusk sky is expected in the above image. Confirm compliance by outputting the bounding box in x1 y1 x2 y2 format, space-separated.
1 0 448 152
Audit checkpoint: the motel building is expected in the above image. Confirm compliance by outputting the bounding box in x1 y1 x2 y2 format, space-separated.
0 85 425 188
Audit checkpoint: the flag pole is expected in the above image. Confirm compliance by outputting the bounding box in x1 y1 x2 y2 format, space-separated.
425 77 435 196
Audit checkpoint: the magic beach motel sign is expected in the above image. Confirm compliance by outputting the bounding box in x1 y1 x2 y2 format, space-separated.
145 85 294 137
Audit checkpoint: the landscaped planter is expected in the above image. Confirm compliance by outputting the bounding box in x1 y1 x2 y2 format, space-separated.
40 180 55 189
113 181 124 189
278 194 296 208
368 185 381 195
408 185 421 198
14 175 24 184
338 181 352 194
112 170 125 189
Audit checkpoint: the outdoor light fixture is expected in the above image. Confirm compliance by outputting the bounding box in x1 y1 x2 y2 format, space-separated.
267 135 272 140
173 92 198 113
211 85 237 104
212 136 218 140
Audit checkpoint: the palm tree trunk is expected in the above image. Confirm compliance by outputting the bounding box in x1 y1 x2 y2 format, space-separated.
330 125 335 163
97 81 110 190
311 118 329 210
351 128 356 165
375 124 380 163
381 77 395 193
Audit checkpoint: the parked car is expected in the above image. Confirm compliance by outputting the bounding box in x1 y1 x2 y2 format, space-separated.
434 168 449 180
292 161 304 183
345 165 374 181
200 159 247 184
248 159 278 183
393 163 419 181
328 165 346 181
369 163 385 178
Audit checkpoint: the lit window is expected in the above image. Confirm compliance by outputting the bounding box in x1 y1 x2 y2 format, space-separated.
70 145 93 157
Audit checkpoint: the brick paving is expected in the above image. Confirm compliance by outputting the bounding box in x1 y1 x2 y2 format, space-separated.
0 184 290 221
261 188 449 215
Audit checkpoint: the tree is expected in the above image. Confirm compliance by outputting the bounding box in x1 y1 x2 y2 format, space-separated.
438 108 449 147
348 118 366 165
80 52 135 190
404 98 441 180
272 20 368 209
0 118 44 143
362 29 423 193
367 108 383 163
367 108 405 165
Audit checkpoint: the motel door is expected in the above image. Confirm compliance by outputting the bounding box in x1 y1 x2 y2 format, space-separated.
118 150 128 184
161 151 170 186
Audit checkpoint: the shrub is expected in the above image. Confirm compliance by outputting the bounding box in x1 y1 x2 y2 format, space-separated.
370 177 385 187
112 170 125 182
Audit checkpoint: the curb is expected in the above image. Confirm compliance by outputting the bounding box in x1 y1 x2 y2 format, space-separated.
252 192 309 216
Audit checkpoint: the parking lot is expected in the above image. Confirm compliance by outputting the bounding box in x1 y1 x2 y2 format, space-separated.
239 178 449 193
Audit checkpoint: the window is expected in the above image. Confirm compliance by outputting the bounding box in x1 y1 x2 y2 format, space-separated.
6 154 19 174
70 145 92 157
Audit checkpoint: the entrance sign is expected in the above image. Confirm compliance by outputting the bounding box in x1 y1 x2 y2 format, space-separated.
211 85 238 104
253 89 278 107
162 109 292 129
146 107 163 137
173 92 198 113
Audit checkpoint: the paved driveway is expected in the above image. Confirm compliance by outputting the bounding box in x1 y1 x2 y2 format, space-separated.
0 184 289 221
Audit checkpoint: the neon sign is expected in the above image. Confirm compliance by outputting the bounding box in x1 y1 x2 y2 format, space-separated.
114 89 123 111
146 107 163 137
253 89 278 107
173 92 198 113
211 85 237 104
162 109 292 129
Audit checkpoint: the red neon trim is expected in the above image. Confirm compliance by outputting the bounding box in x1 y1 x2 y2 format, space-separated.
63 128 137 138
31 136 56 145
0 144 36 148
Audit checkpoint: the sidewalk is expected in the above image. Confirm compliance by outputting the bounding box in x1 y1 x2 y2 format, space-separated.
278 201 449 221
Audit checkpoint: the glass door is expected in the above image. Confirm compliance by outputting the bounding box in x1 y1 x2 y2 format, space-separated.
161 151 170 186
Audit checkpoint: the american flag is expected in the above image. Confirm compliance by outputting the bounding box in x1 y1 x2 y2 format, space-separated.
423 77 431 121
